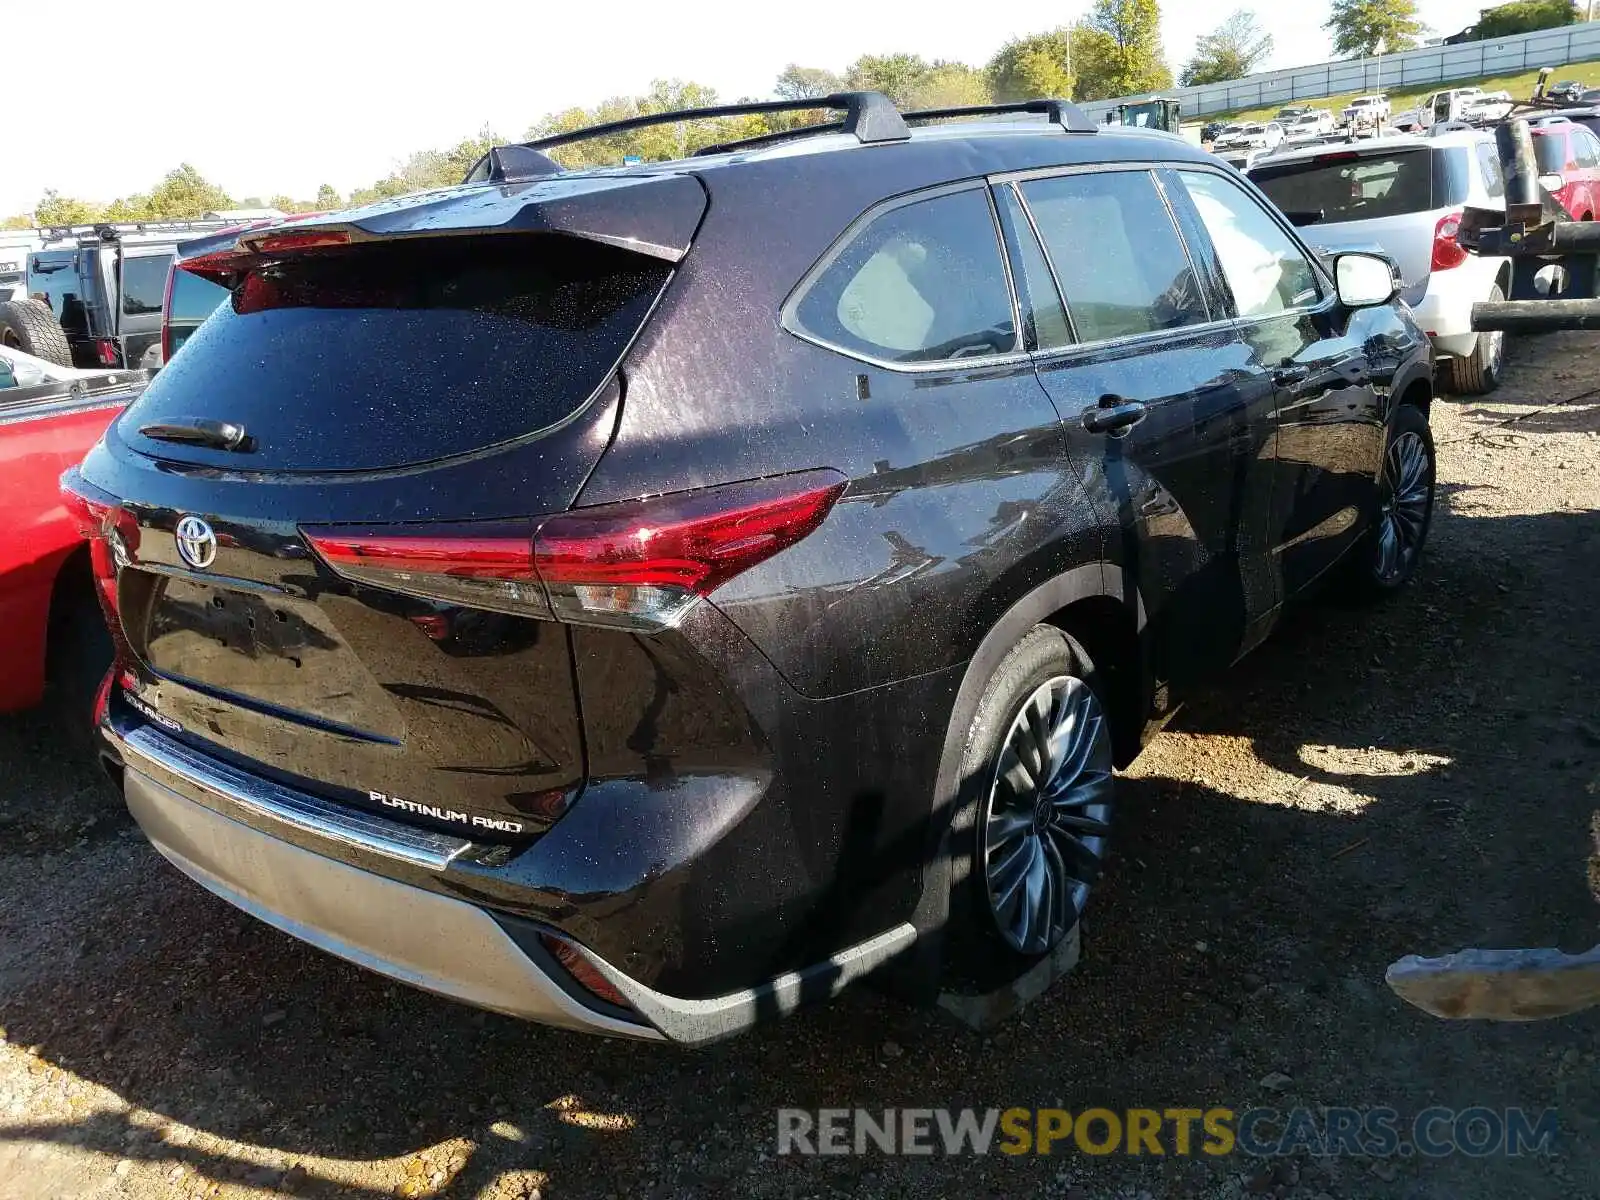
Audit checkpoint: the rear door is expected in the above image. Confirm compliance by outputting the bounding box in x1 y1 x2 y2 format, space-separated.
1005 164 1280 690
117 248 173 368
1168 165 1383 596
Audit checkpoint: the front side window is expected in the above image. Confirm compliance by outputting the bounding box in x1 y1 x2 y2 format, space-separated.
1176 170 1321 319
1019 169 1209 344
789 188 1017 365
1534 131 1571 174
121 254 173 316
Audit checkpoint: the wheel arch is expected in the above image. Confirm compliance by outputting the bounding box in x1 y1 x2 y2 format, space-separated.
1392 356 1434 420
904 561 1145 984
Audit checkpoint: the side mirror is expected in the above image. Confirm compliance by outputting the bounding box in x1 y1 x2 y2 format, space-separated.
1333 252 1399 308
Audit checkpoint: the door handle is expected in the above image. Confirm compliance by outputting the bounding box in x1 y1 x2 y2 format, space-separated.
1082 399 1147 435
1273 364 1310 387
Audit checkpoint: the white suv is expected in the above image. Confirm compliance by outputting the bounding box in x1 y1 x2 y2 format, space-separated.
1249 130 1510 394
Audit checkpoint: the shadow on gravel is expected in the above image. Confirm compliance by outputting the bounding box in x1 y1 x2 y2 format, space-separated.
0 503 1597 1198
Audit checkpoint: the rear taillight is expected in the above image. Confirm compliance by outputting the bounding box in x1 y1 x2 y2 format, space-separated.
61 473 137 674
538 932 632 1010
1431 211 1468 272
92 338 119 367
304 470 847 632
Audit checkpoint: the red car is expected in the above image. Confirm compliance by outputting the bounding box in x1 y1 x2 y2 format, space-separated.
1532 119 1600 220
0 346 145 716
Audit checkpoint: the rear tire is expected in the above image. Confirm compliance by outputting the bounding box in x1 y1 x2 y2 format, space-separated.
944 626 1114 990
0 298 71 368
1442 285 1505 396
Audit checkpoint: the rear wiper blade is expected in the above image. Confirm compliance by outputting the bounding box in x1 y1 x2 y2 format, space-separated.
137 418 253 452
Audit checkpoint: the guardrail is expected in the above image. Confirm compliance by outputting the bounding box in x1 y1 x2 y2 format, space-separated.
1078 22 1600 121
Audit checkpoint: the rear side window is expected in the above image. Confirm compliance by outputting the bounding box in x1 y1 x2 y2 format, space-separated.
122 235 670 472
1019 170 1209 344
788 188 1017 364
1534 132 1569 173
121 254 172 316
1252 150 1434 222
1476 143 1505 199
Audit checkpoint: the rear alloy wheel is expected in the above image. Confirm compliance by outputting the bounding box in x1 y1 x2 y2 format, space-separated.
945 626 1114 982
981 675 1113 956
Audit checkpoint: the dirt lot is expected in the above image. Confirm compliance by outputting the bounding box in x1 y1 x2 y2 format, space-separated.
2 333 1598 1200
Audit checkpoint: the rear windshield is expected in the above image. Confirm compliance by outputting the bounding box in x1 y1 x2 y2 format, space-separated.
1534 131 1568 173
122 236 670 472
168 268 228 324
1251 149 1433 222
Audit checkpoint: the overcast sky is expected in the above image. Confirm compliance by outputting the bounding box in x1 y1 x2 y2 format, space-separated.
7 0 1479 214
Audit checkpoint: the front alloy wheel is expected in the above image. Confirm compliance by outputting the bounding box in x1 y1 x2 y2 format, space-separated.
1375 428 1432 586
980 675 1113 957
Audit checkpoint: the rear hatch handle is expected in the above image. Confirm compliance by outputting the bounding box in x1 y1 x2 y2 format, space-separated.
137 418 253 452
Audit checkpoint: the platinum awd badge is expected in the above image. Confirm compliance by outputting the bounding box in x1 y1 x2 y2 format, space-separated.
368 791 524 834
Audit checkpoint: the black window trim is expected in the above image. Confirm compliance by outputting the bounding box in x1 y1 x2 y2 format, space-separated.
779 179 1030 374
991 179 1079 350
1167 162 1339 332
992 160 1235 361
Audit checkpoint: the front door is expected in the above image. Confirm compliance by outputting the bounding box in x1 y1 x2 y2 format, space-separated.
1165 166 1385 597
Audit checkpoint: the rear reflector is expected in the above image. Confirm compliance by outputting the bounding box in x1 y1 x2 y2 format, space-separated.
538 933 632 1010
92 338 119 367
304 470 847 632
60 471 138 664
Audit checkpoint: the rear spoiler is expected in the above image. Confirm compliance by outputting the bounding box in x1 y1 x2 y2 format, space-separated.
175 174 707 286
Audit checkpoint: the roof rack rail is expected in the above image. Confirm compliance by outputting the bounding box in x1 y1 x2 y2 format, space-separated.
40 218 240 243
470 92 910 183
901 98 1098 134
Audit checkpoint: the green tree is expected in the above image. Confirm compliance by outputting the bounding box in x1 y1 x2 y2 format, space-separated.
35 189 102 226
906 62 992 110
1471 0 1577 38
315 183 343 210
1326 0 1425 57
2 213 33 230
137 164 232 219
1069 26 1128 101
1180 10 1274 86
989 29 1077 101
843 53 932 106
1089 0 1173 96
775 65 844 100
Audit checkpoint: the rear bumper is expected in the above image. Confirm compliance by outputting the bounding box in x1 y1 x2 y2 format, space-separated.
104 713 915 1044
124 765 663 1038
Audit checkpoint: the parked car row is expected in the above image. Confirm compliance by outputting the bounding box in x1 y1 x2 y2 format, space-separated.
1246 129 1511 395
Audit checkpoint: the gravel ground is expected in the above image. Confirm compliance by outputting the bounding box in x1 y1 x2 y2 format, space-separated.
2 333 1598 1200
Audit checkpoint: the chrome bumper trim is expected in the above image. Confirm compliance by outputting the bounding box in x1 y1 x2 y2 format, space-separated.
111 719 467 871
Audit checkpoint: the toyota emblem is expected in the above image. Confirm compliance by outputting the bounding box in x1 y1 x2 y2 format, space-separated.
175 515 218 570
